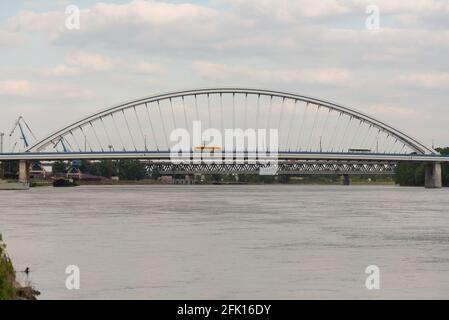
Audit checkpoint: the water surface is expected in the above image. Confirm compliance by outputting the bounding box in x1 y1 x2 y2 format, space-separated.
1 185 449 299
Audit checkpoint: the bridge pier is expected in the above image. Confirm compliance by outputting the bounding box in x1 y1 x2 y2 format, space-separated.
19 160 29 183
342 174 350 186
425 162 442 189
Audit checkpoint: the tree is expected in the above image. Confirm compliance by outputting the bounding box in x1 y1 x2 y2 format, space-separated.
117 160 147 180
52 161 68 174
0 234 16 300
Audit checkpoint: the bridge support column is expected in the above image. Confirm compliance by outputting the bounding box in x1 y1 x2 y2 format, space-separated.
425 162 442 189
19 160 29 183
342 174 350 186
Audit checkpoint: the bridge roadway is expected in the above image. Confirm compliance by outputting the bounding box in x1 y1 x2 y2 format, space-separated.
1 151 449 162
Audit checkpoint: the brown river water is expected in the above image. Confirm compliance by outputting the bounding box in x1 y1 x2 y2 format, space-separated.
1 185 449 299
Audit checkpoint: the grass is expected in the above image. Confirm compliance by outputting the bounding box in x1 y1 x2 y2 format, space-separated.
0 234 16 300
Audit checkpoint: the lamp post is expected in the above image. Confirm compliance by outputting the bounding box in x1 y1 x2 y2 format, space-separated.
0 132 4 153
0 132 4 178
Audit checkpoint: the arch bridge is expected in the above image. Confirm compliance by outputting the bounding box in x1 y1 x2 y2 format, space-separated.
1 88 447 188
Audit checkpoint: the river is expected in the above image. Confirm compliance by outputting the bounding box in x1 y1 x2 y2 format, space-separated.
1 185 448 299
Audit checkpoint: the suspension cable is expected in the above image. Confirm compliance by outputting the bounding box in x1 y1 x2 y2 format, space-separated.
182 96 189 130
157 100 170 150
296 102 309 151
338 115 353 152
133 106 147 151
89 121 104 151
255 94 261 130
220 93 224 134
62 136 74 152
285 100 298 151
327 112 342 152
207 93 212 129
79 126 93 152
111 113 126 151
266 96 273 129
348 120 363 150
100 117 114 151
244 93 248 130
278 97 285 132
232 93 235 131
307 104 320 151
70 130 82 152
318 108 332 152
122 109 137 151
168 98 177 130
194 95 200 121
360 124 373 150
145 103 159 151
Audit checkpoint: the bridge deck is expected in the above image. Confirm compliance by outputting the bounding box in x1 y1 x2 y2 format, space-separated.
1 151 448 162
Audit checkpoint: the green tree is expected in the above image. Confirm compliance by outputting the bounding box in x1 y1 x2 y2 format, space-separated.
0 234 16 300
52 161 68 174
117 160 147 180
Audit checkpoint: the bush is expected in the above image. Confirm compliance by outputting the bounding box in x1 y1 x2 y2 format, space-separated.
0 234 16 300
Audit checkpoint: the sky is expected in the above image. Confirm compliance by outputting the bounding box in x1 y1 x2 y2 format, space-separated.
0 0 448 150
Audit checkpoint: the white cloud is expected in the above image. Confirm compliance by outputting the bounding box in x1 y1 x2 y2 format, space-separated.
40 51 114 77
399 73 449 87
226 0 350 20
133 62 163 74
192 61 353 85
0 30 22 47
355 0 449 15
2 0 449 145
0 80 33 96
7 0 247 44
226 0 449 24
42 64 82 77
41 52 164 78
0 79 95 101
7 10 64 39
65 51 113 71
6 0 449 60
365 104 420 119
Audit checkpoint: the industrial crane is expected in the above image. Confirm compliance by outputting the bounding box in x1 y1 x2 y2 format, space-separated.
8 116 37 152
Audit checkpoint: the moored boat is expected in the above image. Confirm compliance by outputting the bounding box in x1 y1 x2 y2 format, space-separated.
52 178 79 187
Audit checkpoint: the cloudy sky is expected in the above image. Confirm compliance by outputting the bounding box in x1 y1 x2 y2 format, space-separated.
0 0 448 150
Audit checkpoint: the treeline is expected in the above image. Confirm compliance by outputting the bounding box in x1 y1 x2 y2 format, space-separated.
53 160 154 181
395 147 449 187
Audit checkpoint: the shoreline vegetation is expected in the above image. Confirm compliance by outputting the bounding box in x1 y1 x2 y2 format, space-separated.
28 177 397 187
39 159 399 187
0 234 40 300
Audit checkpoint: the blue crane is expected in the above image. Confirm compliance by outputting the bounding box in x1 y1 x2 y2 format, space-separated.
9 116 37 152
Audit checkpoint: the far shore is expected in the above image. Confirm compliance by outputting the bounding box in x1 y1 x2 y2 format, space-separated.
28 178 397 187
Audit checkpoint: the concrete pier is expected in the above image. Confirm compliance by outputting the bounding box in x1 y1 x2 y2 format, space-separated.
342 174 350 186
425 162 443 189
18 160 29 183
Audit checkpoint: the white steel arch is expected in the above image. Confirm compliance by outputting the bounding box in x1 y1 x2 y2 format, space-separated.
26 88 436 155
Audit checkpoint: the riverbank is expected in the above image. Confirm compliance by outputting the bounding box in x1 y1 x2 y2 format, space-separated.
0 234 39 300
27 177 396 187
